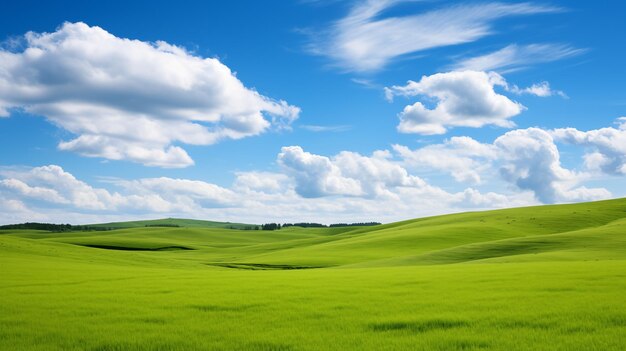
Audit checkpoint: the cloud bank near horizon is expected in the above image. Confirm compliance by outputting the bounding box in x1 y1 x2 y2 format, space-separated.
2 120 623 225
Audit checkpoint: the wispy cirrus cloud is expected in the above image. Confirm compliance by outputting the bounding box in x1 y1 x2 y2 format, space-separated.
449 43 586 73
307 1 560 72
300 124 352 132
506 81 567 98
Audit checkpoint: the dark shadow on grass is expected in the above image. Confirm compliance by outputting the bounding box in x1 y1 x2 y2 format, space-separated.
493 319 556 330
205 262 325 270
439 339 490 350
139 317 167 324
369 319 468 333
89 342 178 351
604 314 626 327
237 341 294 351
189 304 260 312
78 244 193 251
562 325 597 334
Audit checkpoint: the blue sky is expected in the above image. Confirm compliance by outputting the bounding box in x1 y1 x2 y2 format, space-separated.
0 0 625 224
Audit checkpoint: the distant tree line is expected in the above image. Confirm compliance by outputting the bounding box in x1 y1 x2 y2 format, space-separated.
282 222 326 228
1 221 381 233
0 222 112 232
229 225 260 230
261 223 282 231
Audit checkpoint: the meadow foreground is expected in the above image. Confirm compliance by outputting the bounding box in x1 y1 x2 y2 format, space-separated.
1 198 626 350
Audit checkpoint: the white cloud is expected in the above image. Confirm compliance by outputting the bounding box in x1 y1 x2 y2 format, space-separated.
551 118 626 175
307 1 558 71
454 188 526 208
0 22 300 168
3 125 620 225
0 178 69 204
450 43 585 73
247 146 536 222
506 81 567 98
278 146 363 197
494 128 610 203
350 78 379 89
0 196 48 224
234 172 291 194
393 136 497 184
1 162 533 225
0 165 124 211
386 71 524 134
393 127 613 204
0 165 237 216
278 146 437 199
332 149 427 198
57 136 195 168
300 124 352 132
116 178 238 209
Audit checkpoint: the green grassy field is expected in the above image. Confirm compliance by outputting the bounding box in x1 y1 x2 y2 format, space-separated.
87 218 256 230
1 198 626 350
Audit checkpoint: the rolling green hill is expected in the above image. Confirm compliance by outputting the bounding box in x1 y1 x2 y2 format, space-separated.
1 198 625 350
87 217 257 230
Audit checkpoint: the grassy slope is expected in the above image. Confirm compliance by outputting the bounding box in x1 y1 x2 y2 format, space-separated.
1 198 626 350
87 217 256 229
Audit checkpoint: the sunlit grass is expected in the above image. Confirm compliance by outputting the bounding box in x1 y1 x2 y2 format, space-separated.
1 198 625 350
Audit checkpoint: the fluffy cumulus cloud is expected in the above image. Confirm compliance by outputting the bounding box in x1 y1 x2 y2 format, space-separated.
551 118 626 175
277 146 363 197
307 0 558 72
0 165 125 211
450 43 585 73
393 136 497 184
0 156 535 225
394 127 613 204
386 71 525 134
0 22 299 168
0 165 237 218
278 146 428 198
113 178 238 210
0 178 69 204
275 146 534 211
494 128 610 203
2 120 622 224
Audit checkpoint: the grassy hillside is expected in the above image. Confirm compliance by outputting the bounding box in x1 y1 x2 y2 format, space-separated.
1 198 625 350
87 217 257 230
